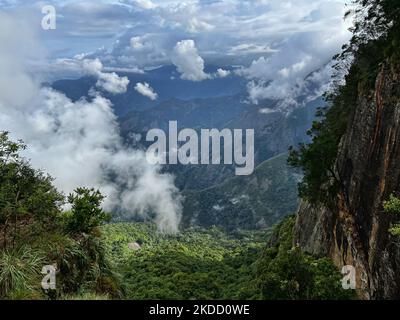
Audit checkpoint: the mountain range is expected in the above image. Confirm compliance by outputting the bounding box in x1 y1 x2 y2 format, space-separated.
51 66 321 230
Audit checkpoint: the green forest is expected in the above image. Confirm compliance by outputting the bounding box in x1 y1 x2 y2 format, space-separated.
0 130 351 299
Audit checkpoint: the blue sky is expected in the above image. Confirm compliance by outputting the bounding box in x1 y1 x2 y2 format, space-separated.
1 0 353 103
1 1 350 64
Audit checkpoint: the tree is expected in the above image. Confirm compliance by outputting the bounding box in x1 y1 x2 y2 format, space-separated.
383 195 400 236
0 132 63 249
256 217 355 300
289 0 400 206
0 132 120 299
65 188 110 234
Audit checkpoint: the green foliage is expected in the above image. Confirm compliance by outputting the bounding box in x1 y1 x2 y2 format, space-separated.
0 132 357 300
289 0 400 206
0 131 26 168
63 292 110 300
383 194 400 236
342 1 400 66
101 222 266 300
0 132 64 249
0 246 44 298
102 221 353 300
0 132 120 299
288 76 356 205
65 188 110 234
255 217 355 300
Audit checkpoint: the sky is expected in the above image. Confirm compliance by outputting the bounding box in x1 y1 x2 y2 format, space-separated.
0 0 353 232
0 0 353 103
0 1 351 67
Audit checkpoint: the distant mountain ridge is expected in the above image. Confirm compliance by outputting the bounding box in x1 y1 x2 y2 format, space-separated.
118 96 320 191
52 65 247 116
51 68 322 230
182 153 301 231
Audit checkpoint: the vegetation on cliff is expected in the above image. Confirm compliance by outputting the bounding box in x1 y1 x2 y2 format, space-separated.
384 195 400 236
289 0 400 206
255 217 354 300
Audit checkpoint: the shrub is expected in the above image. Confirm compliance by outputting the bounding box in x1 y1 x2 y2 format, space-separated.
0 246 44 298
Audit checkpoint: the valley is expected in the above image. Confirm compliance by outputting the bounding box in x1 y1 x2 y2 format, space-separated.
100 219 351 300
52 70 321 231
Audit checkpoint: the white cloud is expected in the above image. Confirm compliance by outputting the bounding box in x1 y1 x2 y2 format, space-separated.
228 43 278 56
130 35 155 52
186 17 215 33
103 66 144 74
82 58 130 94
259 108 278 114
51 58 143 81
97 72 130 94
5 0 352 113
132 0 158 10
215 68 231 78
134 82 158 100
82 58 103 75
10 0 351 88
0 12 182 233
238 14 351 108
171 39 210 82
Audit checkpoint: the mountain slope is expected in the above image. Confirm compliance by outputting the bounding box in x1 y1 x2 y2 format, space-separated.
120 98 319 191
182 153 300 231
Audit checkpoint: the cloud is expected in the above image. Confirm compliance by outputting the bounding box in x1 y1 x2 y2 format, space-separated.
239 17 351 108
4 0 352 113
5 0 351 90
82 58 130 94
97 72 130 94
228 43 278 56
131 0 158 10
130 35 156 52
171 39 210 82
48 57 143 81
0 12 182 233
215 68 231 78
134 82 158 100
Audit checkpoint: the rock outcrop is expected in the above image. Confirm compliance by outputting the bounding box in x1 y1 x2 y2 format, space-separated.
294 61 400 299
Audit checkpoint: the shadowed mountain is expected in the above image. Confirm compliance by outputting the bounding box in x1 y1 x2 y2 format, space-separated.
52 65 247 116
118 96 320 190
181 153 301 231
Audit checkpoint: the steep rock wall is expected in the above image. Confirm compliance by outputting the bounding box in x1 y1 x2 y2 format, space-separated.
294 61 400 299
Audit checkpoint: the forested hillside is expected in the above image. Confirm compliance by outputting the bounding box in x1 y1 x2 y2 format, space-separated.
0 132 350 299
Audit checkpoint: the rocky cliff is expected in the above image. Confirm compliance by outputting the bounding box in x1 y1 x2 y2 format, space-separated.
294 61 400 299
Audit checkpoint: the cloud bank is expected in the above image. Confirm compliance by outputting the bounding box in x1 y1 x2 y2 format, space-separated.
1 0 352 109
237 4 352 109
0 12 182 233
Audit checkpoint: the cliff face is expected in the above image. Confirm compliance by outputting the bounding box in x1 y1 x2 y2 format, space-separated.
294 61 400 299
